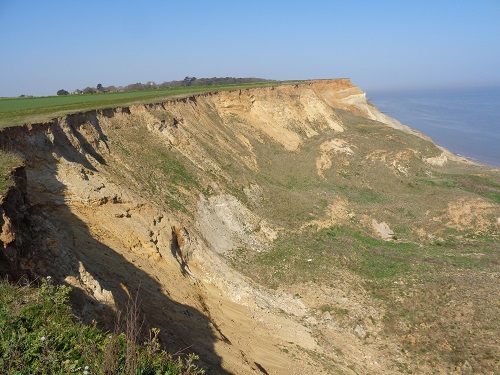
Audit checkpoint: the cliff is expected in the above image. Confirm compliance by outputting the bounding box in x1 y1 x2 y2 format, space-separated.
0 165 32 278
0 79 498 374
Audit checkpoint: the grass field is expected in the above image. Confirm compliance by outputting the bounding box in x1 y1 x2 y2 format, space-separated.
0 81 282 128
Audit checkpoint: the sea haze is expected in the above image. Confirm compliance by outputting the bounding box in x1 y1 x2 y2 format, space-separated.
368 86 500 167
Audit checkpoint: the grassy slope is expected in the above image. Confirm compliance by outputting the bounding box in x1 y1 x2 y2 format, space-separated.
103 97 498 372
223 108 499 372
132 96 498 371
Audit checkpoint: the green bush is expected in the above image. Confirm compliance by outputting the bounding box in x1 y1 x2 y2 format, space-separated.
0 278 204 375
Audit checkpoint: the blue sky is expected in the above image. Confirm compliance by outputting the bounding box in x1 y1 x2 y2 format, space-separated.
1 0 499 97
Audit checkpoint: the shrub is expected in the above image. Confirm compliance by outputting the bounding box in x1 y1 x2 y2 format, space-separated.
0 278 204 374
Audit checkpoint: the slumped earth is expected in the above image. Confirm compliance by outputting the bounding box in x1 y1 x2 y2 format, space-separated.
0 79 499 374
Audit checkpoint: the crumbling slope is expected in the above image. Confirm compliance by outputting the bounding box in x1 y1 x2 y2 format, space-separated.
1 79 499 374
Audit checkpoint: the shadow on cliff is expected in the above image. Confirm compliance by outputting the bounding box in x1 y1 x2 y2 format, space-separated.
9 113 229 374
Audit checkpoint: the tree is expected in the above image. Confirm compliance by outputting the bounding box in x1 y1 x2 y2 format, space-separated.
96 83 103 92
57 89 69 96
104 85 117 93
182 76 196 87
82 87 97 94
124 83 148 91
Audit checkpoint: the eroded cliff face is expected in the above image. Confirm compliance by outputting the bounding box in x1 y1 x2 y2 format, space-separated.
0 79 498 374
0 165 32 278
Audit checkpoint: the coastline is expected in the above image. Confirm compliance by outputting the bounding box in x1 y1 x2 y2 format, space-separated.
368 86 500 167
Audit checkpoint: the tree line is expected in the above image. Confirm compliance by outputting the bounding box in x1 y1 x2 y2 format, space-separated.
56 77 273 96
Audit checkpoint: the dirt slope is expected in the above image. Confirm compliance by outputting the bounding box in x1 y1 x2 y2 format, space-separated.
1 80 498 374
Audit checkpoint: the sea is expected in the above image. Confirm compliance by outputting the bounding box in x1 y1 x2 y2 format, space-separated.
367 86 500 167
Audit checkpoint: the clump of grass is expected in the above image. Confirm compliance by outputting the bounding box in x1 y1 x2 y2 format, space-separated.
0 152 22 195
0 278 204 374
342 187 387 204
317 305 349 317
418 173 500 203
455 174 500 203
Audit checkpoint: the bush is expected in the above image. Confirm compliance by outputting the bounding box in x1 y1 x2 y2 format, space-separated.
0 278 204 374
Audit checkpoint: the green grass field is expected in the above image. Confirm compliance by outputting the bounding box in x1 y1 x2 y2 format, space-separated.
0 81 282 128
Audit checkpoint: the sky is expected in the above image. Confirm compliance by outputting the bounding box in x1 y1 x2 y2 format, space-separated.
1 0 499 97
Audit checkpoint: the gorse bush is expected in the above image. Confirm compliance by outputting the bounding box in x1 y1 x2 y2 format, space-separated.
0 278 204 374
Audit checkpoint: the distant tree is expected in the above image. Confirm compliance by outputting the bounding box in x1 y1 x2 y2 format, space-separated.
124 83 149 91
164 76 271 88
182 76 196 87
104 85 117 93
88 76 273 94
82 87 97 94
159 80 182 88
57 89 69 96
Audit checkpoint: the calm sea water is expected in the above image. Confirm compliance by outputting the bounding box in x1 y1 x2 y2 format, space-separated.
368 86 500 167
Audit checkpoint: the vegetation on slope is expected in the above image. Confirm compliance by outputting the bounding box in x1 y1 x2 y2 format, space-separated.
98 90 498 371
0 152 22 195
215 104 500 372
0 278 204 375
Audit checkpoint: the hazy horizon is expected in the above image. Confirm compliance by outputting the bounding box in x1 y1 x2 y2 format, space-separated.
1 1 499 97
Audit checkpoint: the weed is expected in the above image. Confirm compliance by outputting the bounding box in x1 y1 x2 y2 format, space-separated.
165 186 187 212
419 177 457 188
0 278 205 374
419 172 500 203
318 305 349 318
318 304 334 313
